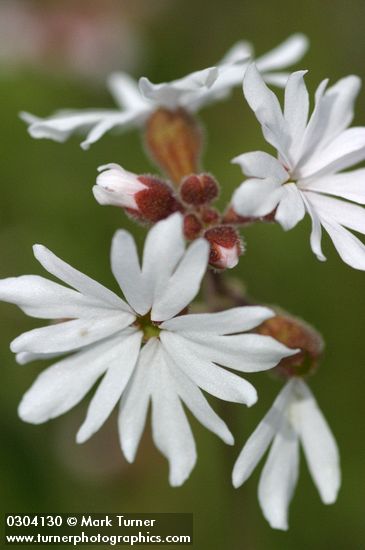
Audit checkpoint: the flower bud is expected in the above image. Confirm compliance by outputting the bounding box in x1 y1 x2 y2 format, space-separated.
183 213 202 240
145 108 202 184
200 207 220 226
180 173 219 206
257 313 324 378
94 164 182 223
204 225 242 269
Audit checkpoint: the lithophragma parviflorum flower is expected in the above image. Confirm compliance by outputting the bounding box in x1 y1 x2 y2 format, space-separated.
20 34 308 150
0 213 295 486
232 64 365 270
232 378 340 530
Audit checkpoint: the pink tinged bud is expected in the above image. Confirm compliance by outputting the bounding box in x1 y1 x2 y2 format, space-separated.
94 165 147 209
204 226 243 269
94 165 183 223
180 173 219 206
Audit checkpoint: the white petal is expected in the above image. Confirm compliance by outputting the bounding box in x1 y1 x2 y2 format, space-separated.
291 380 341 504
20 109 117 143
305 192 365 234
262 72 290 87
80 112 145 150
16 351 63 365
161 306 274 334
255 34 309 73
232 151 288 181
301 194 326 261
151 354 197 487
107 72 149 110
18 334 124 424
301 127 365 179
295 79 330 169
301 169 365 204
151 239 209 321
219 41 253 64
275 184 306 230
161 332 257 406
167 355 233 445
258 418 299 530
139 67 218 110
304 192 365 268
93 185 131 208
232 381 294 488
111 230 149 315
142 213 185 307
284 71 309 155
321 218 365 270
233 177 284 218
76 331 142 443
176 332 296 373
243 64 289 162
33 244 130 311
11 314 129 354
118 339 156 462
0 275 113 319
316 75 362 147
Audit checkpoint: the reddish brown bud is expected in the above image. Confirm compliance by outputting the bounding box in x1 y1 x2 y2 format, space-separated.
180 173 219 206
145 108 202 184
184 213 203 240
257 314 324 378
205 225 243 269
126 175 183 223
200 207 220 226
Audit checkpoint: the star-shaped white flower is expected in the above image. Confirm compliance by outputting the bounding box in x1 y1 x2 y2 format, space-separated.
20 34 308 150
232 64 365 270
0 213 294 486
232 378 341 530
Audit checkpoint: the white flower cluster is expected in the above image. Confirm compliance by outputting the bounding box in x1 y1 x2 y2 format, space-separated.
20 34 308 149
2 32 357 530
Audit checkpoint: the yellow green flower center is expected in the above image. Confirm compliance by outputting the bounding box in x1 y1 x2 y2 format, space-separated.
135 312 161 342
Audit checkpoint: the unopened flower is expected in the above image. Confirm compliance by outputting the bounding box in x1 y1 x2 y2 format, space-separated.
180 174 219 206
205 225 243 269
232 378 340 530
183 213 203 240
94 164 182 222
20 34 308 150
233 65 365 270
257 313 324 378
0 213 294 486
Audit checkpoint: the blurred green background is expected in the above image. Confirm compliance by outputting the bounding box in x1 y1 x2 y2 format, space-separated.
1 0 365 548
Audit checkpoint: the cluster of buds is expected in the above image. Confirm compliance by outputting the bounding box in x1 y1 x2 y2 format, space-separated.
179 173 242 269
94 108 243 270
256 312 324 378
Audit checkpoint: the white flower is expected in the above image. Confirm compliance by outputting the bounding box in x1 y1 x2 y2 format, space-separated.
232 378 341 530
232 64 365 270
0 213 294 486
20 34 308 150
